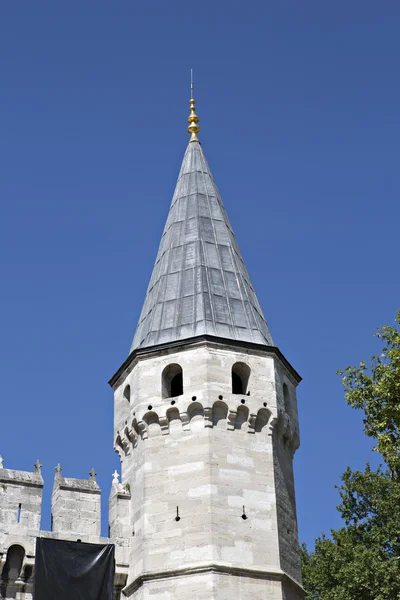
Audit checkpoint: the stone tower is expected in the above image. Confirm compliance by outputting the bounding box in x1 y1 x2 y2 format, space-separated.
109 96 304 600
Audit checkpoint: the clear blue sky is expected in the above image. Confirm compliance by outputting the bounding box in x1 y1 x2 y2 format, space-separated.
1 1 399 546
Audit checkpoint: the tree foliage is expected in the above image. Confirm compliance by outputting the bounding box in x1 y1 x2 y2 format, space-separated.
302 311 400 599
338 311 400 478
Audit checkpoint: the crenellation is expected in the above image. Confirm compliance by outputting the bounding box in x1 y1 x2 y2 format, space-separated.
51 469 102 538
0 463 131 600
0 462 44 543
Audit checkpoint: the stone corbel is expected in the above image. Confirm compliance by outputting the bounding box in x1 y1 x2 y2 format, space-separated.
159 416 169 436
115 431 130 457
180 412 190 431
292 428 300 451
227 409 237 431
137 421 148 440
247 414 257 434
124 425 136 445
268 417 278 436
204 407 213 428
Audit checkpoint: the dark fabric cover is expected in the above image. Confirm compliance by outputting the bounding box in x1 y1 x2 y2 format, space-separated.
33 538 114 600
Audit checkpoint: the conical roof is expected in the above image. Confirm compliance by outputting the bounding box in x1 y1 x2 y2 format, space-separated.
131 140 273 351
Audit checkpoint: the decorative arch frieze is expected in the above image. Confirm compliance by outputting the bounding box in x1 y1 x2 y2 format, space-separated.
116 397 280 448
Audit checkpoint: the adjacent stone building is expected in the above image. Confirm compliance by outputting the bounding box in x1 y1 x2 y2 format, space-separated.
0 96 304 599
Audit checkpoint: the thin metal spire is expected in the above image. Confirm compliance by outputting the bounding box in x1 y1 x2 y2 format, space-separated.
187 69 200 142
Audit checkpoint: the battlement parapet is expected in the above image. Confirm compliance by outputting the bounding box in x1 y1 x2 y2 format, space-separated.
0 460 120 543
0 461 44 537
1 458 129 599
0 468 43 490
55 476 101 495
51 467 101 538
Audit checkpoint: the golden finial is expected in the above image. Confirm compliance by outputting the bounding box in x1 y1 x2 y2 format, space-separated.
187 69 200 142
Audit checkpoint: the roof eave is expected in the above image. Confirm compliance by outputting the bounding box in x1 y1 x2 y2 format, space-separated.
108 334 301 389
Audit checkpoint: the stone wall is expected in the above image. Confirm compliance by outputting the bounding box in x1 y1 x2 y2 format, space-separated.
0 460 129 600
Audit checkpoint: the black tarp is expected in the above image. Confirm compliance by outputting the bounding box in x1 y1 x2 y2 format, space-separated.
33 538 115 600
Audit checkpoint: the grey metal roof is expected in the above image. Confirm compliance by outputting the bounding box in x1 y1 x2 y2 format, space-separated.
131 140 273 351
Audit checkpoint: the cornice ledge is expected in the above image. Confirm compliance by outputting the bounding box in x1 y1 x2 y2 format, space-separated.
109 334 301 389
0 474 44 489
122 562 305 597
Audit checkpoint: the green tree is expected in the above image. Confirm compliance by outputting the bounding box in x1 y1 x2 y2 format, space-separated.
302 311 400 600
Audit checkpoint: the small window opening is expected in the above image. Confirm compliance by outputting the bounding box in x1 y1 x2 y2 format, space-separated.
162 364 183 398
2 545 25 581
232 362 251 395
123 385 131 404
17 504 21 523
171 372 183 397
283 383 290 413
232 372 243 394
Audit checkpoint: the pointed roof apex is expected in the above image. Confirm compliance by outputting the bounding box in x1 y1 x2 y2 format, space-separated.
131 134 273 352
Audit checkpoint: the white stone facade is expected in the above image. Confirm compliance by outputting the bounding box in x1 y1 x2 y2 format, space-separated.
111 338 304 599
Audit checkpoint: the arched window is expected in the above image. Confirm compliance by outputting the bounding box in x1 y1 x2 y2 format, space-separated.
123 385 130 405
162 364 183 398
231 362 251 395
1 545 25 581
171 372 183 397
283 383 290 413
